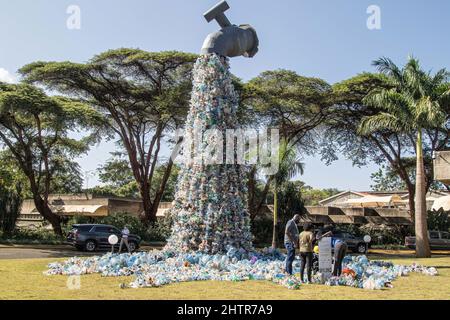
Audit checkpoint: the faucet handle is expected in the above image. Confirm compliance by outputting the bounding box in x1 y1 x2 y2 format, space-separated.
204 1 232 28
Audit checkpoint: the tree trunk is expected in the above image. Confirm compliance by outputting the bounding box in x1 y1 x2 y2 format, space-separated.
250 176 274 221
271 189 278 249
27 173 63 236
33 195 62 236
414 129 431 258
406 183 415 219
140 183 156 225
148 161 176 224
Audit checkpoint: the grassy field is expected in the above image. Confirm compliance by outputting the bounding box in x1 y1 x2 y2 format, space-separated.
0 252 449 300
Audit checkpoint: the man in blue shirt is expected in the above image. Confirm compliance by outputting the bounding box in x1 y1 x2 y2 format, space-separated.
284 214 300 275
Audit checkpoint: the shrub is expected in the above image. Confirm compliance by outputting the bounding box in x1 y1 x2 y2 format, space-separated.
428 210 450 232
144 216 172 242
251 218 273 246
98 213 147 238
0 227 63 244
358 224 412 245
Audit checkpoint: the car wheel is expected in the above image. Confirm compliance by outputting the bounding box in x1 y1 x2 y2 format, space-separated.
85 240 97 252
357 243 367 254
128 241 137 253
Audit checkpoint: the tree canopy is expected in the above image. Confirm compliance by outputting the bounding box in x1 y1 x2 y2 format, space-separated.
357 57 450 257
0 83 103 234
19 49 198 223
243 70 332 220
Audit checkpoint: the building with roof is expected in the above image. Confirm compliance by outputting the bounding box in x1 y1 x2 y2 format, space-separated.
303 189 450 226
17 194 168 228
318 190 448 210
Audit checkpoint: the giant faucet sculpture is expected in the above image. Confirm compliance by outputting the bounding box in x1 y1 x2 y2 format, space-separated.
201 1 259 58
166 1 258 254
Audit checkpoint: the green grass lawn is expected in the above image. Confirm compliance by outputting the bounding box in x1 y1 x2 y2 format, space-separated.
0 253 449 300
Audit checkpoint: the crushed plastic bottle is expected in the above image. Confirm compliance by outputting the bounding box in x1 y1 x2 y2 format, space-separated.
45 251 438 291
314 255 439 290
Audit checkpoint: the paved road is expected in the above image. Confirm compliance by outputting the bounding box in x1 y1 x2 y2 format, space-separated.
0 245 161 260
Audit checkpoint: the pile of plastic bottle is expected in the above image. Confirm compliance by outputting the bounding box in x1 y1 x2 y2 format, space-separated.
165 53 253 254
45 248 437 291
46 247 304 289
311 255 438 290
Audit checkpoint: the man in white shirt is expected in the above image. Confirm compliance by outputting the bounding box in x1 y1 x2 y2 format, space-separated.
119 226 131 253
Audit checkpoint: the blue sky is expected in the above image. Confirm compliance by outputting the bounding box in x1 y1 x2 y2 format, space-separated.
1 0 449 190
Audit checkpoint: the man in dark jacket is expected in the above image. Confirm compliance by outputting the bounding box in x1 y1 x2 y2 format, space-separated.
284 214 300 275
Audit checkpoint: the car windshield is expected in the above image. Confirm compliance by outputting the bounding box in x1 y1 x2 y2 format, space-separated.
430 231 440 239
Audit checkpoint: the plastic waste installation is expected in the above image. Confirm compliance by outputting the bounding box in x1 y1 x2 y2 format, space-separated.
165 1 258 254
45 2 438 291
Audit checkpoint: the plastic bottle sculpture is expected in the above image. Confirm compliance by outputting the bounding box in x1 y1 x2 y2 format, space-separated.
165 1 259 254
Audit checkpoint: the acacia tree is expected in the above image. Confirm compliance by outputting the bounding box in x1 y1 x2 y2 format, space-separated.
325 71 450 218
359 57 449 258
92 152 179 202
0 83 102 235
20 49 197 224
242 70 332 220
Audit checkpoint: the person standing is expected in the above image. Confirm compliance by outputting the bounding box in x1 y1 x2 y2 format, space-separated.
119 225 131 253
284 214 300 275
299 223 314 283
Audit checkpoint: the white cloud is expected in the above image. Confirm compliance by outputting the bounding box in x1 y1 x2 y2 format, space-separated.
0 68 16 83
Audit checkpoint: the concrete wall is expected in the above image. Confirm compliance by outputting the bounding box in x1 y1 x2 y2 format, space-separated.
434 151 450 185
108 199 143 217
304 206 412 225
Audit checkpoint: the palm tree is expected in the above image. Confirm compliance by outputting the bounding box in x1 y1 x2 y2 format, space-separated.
359 56 449 258
270 139 304 248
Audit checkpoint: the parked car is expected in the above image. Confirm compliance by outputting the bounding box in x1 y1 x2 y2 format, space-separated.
313 229 370 254
405 230 450 250
66 224 142 252
332 231 370 254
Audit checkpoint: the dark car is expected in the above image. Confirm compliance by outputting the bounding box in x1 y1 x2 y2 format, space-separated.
66 224 142 252
405 230 450 250
332 231 370 254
